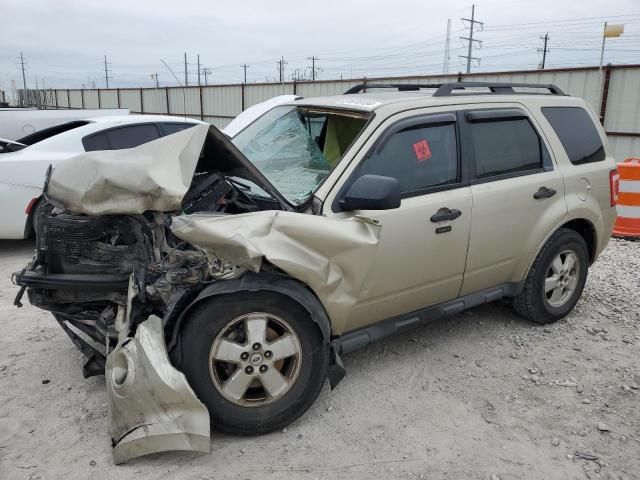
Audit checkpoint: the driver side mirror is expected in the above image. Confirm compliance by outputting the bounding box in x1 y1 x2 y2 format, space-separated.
339 174 401 211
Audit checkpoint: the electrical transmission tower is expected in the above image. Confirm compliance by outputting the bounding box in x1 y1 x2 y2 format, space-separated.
307 56 319 80
459 4 483 73
538 33 550 69
443 19 452 74
103 55 112 88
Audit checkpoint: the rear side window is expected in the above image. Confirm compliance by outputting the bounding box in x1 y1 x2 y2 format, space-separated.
542 107 605 165
82 132 110 151
161 122 197 135
83 124 161 151
357 122 458 195
469 117 542 179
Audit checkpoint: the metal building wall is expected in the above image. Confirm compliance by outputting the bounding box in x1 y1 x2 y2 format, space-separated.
99 90 119 108
83 90 99 108
35 65 640 158
244 83 294 108
142 89 168 114
118 89 141 112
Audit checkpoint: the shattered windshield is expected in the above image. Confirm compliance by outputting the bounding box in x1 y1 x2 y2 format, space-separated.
232 105 369 205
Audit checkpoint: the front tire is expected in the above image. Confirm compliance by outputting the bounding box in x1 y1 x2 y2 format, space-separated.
176 291 329 435
513 228 589 324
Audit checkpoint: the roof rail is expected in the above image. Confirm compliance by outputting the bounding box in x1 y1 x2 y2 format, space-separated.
344 83 443 94
344 82 566 96
432 82 566 96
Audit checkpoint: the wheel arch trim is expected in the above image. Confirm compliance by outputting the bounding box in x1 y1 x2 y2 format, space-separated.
165 272 332 355
522 215 598 282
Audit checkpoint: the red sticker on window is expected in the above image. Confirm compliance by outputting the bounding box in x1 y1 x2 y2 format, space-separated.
412 139 432 162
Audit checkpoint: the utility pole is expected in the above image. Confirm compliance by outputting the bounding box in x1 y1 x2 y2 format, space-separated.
201 67 211 85
307 56 319 80
197 54 201 85
103 55 112 88
538 33 550 69
276 56 287 83
184 53 189 86
241 64 249 83
19 52 27 103
443 18 451 74
459 4 483 73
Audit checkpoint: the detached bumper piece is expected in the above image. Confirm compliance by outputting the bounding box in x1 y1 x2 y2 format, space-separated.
106 316 210 464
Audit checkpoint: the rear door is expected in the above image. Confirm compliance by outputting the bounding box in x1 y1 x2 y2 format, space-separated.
459 104 568 296
325 109 472 333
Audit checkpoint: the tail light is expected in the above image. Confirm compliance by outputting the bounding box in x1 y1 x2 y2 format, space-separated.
609 169 620 207
25 197 39 215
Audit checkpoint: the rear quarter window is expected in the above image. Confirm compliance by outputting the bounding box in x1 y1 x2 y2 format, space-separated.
541 107 605 165
83 124 161 151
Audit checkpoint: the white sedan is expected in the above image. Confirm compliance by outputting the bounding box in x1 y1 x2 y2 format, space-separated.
0 95 301 239
0 115 204 239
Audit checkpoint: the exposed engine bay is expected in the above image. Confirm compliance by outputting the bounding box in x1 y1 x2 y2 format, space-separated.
20 171 277 370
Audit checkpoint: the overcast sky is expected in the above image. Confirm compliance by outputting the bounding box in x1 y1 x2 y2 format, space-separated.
1 0 639 92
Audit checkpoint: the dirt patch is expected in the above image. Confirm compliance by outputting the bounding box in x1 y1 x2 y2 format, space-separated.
0 238 638 480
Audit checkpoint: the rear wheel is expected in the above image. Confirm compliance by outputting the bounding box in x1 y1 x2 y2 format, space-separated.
177 291 329 435
513 228 589 324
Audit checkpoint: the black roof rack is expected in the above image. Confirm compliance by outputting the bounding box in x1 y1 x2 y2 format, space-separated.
344 82 566 96
344 83 441 94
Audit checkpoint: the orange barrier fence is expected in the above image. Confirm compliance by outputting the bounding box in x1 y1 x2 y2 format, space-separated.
613 158 640 238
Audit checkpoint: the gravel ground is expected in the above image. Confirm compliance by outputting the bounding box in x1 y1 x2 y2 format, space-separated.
0 237 638 480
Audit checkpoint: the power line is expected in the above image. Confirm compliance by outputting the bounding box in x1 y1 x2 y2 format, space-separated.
460 4 484 73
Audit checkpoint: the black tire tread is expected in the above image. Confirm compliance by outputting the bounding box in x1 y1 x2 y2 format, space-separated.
513 228 588 324
177 291 329 436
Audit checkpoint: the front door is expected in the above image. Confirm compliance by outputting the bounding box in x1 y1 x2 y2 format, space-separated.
325 110 472 333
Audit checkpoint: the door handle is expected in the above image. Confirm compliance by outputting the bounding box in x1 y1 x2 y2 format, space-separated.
533 186 557 199
430 207 462 223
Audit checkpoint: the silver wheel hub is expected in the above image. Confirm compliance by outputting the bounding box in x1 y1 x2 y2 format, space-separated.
208 312 302 407
249 353 263 366
544 250 580 308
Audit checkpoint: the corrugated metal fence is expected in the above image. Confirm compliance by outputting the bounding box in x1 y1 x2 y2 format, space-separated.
38 64 640 160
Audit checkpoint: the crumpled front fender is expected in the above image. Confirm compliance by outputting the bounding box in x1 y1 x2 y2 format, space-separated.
106 316 210 464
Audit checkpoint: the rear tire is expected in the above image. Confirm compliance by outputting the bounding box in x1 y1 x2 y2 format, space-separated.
176 291 329 435
513 228 589 325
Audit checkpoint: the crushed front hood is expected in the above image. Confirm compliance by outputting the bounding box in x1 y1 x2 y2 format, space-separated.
45 124 290 215
46 124 209 214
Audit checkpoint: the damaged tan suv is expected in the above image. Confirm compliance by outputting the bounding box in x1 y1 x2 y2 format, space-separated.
14 82 618 463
